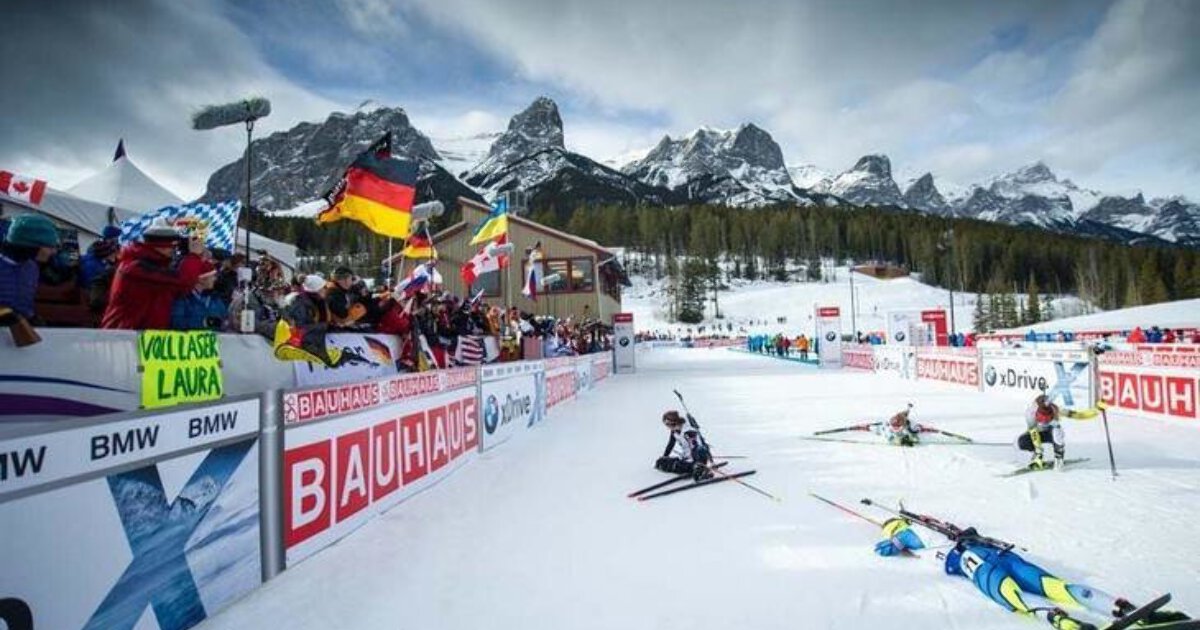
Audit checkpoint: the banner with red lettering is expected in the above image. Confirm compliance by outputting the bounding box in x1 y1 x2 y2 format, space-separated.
841 347 874 370
282 378 478 566
915 348 980 389
543 357 577 411
1099 346 1199 422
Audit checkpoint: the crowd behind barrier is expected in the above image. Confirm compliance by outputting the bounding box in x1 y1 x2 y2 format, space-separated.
0 350 614 630
2 217 611 374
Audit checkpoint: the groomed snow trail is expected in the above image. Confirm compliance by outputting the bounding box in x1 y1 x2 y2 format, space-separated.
200 349 1200 630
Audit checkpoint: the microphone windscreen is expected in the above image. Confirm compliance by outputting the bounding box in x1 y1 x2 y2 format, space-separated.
193 97 272 130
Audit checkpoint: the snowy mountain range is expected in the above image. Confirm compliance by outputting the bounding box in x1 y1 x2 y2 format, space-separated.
197 96 1198 247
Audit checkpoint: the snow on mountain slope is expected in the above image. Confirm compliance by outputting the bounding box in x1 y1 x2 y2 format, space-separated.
814 155 906 207
786 163 830 190
433 132 501 178
622 266 1086 336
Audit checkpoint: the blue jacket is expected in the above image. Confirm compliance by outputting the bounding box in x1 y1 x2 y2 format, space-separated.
170 291 228 331
0 252 39 318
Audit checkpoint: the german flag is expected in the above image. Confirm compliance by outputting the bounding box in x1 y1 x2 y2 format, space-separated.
401 221 436 258
317 133 418 238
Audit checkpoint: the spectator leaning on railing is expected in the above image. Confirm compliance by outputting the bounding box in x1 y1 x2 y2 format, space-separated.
1 214 61 323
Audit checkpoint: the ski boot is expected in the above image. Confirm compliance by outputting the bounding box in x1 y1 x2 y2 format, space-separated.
1029 452 1048 471
1048 608 1097 630
1054 448 1066 471
692 463 714 481
1115 598 1193 625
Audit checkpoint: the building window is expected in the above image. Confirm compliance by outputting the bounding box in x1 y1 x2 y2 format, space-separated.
470 270 501 297
526 256 595 294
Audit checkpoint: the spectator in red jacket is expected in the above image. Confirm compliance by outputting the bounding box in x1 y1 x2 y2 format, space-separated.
101 222 212 330
1127 327 1146 343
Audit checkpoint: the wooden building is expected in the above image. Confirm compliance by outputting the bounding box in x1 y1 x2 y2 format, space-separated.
386 197 630 322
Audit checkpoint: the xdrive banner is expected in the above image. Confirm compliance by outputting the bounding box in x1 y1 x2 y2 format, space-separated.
479 361 544 451
0 399 262 630
980 348 1094 407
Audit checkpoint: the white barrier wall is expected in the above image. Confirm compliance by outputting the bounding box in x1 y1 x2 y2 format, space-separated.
841 347 874 370
281 368 478 566
915 347 981 389
479 361 544 451
544 357 578 410
872 346 916 379
0 398 263 630
1099 345 1199 422
981 347 1094 407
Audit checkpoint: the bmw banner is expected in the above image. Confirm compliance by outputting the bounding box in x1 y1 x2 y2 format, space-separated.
479 361 545 451
815 306 842 369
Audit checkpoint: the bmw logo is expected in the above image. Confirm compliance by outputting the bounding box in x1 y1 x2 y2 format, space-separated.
825 331 837 342
483 394 501 434
984 365 997 386
619 337 630 347
895 331 906 342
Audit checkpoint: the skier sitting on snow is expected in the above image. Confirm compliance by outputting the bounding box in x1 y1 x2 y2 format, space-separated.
874 520 1191 630
874 404 923 446
1019 394 1066 470
656 410 714 481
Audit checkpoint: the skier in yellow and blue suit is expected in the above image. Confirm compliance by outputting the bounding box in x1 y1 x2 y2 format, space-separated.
874 518 1191 630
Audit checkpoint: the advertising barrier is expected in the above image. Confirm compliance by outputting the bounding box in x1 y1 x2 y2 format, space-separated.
478 361 544 452
591 352 612 384
613 313 635 373
574 355 594 394
1 329 293 422
543 357 577 411
282 369 479 566
1099 345 1199 422
872 346 916 379
916 348 980 388
981 347 1094 407
815 306 842 369
292 333 403 388
0 398 262 630
841 346 875 370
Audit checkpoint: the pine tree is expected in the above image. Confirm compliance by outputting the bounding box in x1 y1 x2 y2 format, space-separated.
972 292 989 332
1025 275 1041 324
677 259 708 324
1138 256 1169 305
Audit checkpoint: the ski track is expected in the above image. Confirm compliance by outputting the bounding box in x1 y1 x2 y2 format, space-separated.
198 348 1200 630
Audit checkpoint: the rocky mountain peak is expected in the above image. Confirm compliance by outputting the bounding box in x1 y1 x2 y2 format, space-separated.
852 154 893 179
491 96 564 157
1010 161 1056 184
727 123 785 171
903 173 948 213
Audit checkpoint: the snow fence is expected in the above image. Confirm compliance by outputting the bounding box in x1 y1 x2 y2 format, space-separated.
0 329 614 630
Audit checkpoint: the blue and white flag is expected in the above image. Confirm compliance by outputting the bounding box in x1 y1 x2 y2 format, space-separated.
118 200 242 251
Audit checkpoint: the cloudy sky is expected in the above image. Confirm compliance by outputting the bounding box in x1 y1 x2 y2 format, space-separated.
2 0 1198 200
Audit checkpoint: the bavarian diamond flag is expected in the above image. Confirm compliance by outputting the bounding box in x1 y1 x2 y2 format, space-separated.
118 200 242 251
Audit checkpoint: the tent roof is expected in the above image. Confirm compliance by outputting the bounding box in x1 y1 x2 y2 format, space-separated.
66 155 184 214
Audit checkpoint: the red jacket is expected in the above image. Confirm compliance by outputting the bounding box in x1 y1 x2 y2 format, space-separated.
101 245 205 330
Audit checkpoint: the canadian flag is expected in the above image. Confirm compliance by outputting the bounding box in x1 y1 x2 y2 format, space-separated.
460 245 503 287
0 171 48 205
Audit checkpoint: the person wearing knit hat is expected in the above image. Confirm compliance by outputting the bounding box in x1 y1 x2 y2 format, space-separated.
282 273 331 328
101 219 210 330
0 214 61 320
170 259 228 331
78 237 122 316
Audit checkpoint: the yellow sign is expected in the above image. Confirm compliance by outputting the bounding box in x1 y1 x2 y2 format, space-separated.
138 330 224 409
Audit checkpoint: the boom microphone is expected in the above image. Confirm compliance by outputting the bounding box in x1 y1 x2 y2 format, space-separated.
411 200 445 220
192 97 272 130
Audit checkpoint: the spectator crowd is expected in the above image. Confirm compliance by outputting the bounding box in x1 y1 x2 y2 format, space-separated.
1 216 611 370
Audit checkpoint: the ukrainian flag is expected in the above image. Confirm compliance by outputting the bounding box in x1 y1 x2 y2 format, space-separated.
469 197 509 245
317 150 418 238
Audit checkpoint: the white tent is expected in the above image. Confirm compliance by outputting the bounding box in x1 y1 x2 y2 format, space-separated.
3 142 300 270
66 151 184 215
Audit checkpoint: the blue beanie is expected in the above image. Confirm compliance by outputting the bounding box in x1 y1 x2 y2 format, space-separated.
5 214 60 248
101 225 122 240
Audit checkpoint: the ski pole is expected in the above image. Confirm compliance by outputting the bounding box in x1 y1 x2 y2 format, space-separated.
928 428 974 443
710 465 781 502
813 423 876 436
809 492 883 526
1099 404 1118 481
673 389 701 428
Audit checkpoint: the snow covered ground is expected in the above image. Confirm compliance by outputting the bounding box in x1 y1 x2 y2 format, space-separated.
623 267 1088 337
200 349 1199 630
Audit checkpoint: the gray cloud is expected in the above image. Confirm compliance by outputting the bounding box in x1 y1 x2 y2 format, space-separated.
0 0 344 199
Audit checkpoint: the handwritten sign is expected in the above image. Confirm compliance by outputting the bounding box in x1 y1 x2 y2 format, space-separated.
138 330 224 409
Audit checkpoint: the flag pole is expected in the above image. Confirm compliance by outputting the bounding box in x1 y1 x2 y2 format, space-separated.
387 237 393 286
